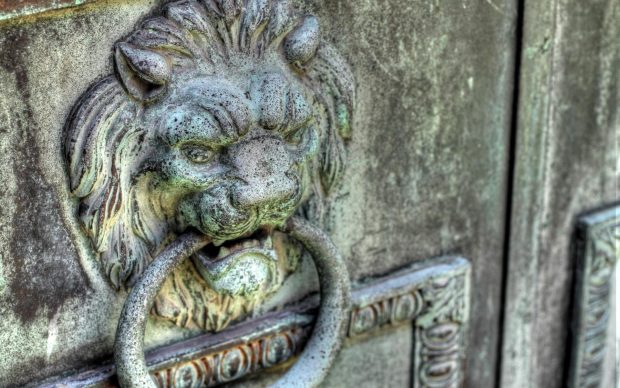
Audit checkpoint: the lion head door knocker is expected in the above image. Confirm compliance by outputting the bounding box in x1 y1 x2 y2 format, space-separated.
64 0 354 386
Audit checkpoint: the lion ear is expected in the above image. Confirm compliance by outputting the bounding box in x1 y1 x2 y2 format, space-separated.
114 42 172 102
283 16 320 66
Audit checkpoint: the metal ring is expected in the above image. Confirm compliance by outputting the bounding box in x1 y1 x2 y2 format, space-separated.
114 216 351 388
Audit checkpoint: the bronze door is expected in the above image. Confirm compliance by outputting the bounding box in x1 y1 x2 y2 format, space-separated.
0 0 617 387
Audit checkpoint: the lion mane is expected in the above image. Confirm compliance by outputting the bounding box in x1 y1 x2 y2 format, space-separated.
64 0 354 330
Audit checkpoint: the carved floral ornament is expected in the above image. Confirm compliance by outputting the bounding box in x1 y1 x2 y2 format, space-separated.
46 257 472 387
64 0 355 332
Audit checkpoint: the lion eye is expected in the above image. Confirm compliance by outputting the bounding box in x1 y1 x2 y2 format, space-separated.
182 145 215 164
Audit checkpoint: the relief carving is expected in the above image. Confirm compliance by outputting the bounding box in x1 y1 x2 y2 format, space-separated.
569 206 620 388
63 0 354 331
349 257 470 388
152 326 310 387
43 256 471 388
414 273 468 388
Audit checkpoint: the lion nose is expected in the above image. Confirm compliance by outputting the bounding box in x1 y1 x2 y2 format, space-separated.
229 136 300 214
234 175 298 210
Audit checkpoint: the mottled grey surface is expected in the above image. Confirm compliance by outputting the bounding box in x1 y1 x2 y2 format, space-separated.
314 1 516 387
0 1 161 385
322 326 413 388
567 207 619 388
500 0 619 387
232 326 413 388
62 0 355 334
115 218 351 388
0 0 517 386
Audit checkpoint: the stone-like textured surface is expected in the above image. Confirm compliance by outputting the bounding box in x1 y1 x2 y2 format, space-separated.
233 326 414 388
0 1 162 385
568 207 619 388
43 256 468 387
314 1 516 386
0 0 95 21
499 0 619 387
323 326 413 388
62 0 355 334
0 0 517 386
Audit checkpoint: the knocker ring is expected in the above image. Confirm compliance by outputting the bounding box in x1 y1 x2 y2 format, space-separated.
114 216 351 388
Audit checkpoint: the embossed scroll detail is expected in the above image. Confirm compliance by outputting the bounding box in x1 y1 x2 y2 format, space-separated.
42 256 471 388
152 326 309 387
349 257 470 388
569 206 620 388
63 0 354 331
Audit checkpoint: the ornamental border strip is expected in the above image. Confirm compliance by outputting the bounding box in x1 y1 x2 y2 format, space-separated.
38 256 471 388
568 205 620 388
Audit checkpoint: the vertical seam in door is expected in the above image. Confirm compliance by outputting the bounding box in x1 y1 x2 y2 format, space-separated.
494 0 525 387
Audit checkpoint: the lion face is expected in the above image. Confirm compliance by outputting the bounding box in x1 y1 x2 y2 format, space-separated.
64 0 354 331
135 72 315 301
149 73 315 241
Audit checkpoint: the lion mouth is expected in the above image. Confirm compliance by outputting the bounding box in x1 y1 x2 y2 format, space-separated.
191 230 279 298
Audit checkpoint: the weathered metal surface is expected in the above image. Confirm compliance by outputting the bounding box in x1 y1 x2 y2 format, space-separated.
313 3 517 386
38 256 470 387
115 232 212 387
349 256 470 388
499 0 619 386
60 1 356 385
568 206 619 388
37 310 314 387
269 217 351 388
63 0 355 334
0 0 514 386
115 217 352 388
0 0 95 21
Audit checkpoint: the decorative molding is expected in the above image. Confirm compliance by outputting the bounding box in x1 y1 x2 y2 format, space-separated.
38 256 471 387
62 0 355 332
150 314 312 388
569 205 620 388
348 256 470 388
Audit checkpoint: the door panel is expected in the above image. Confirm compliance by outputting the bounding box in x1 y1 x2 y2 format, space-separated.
315 2 516 386
0 1 518 387
500 0 619 387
